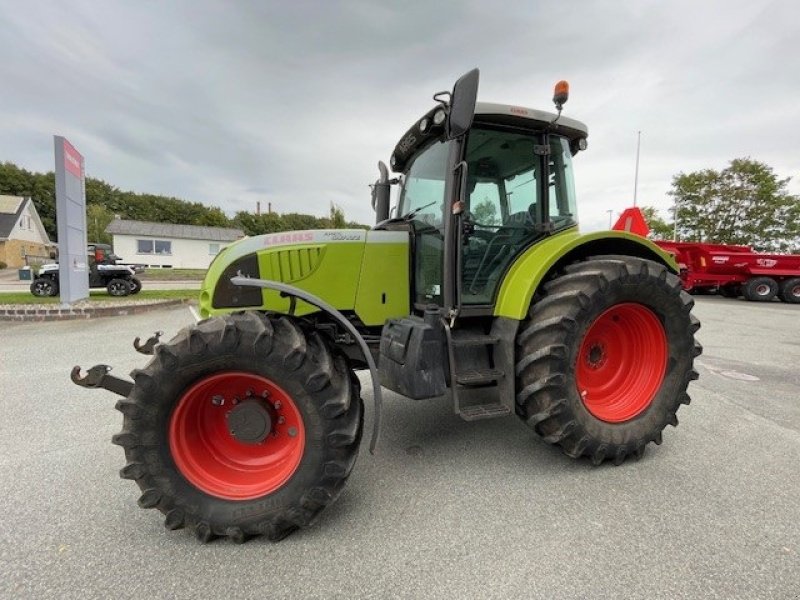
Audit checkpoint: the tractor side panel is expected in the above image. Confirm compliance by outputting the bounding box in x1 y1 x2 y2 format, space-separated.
199 230 368 318
494 230 678 320
354 231 410 326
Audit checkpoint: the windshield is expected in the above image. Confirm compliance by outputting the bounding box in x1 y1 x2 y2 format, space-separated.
397 140 449 227
398 139 450 305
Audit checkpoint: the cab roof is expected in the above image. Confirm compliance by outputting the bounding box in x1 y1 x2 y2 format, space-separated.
390 102 589 172
474 102 588 139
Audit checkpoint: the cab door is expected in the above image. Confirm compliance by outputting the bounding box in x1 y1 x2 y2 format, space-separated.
396 139 452 309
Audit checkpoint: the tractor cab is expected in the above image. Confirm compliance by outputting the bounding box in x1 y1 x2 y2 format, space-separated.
376 71 589 315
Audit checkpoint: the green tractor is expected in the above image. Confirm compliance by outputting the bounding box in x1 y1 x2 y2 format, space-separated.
73 69 701 543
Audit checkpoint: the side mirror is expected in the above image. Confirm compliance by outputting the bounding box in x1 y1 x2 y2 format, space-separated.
446 68 480 140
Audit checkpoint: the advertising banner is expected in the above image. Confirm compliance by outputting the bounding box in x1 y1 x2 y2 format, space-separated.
54 136 89 303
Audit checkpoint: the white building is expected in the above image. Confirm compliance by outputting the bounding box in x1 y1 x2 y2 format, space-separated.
106 219 245 269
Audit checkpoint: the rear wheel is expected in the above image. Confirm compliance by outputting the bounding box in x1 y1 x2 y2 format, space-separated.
30 277 58 297
107 278 131 296
778 278 800 304
742 277 778 302
113 312 363 542
515 256 701 465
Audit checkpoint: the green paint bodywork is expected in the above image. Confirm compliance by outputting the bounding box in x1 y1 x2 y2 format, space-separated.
199 231 410 326
493 227 679 319
199 226 674 327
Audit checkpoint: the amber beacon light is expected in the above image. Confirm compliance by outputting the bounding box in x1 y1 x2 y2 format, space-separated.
553 80 570 110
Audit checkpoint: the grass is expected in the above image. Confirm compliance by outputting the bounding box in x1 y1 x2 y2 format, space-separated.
0 289 198 305
139 268 207 281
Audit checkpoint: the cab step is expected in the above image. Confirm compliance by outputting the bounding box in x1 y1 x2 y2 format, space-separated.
455 368 504 386
458 403 512 421
451 332 500 347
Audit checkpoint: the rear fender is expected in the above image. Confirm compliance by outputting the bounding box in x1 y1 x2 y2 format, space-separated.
494 230 678 320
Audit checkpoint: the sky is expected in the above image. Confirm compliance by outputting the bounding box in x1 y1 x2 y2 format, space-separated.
1 0 798 232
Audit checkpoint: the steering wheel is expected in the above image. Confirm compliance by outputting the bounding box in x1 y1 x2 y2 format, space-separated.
463 211 496 242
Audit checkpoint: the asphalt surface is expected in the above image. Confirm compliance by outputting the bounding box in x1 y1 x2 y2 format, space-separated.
1 296 798 599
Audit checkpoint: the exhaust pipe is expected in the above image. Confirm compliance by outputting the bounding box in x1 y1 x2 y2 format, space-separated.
372 161 391 224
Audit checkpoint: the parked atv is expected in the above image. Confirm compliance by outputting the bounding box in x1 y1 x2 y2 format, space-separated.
30 243 143 297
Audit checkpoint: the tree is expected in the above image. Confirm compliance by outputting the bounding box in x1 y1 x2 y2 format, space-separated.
326 203 346 229
472 198 499 225
669 159 800 251
86 204 115 244
639 206 674 241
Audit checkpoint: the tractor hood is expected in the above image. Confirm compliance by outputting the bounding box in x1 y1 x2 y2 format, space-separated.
199 229 410 326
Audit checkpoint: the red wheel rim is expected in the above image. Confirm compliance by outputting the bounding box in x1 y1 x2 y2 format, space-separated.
169 372 305 500
755 284 771 296
791 285 800 298
576 303 668 423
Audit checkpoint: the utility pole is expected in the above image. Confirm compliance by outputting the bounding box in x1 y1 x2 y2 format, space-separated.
673 203 679 241
607 209 614 229
633 130 641 207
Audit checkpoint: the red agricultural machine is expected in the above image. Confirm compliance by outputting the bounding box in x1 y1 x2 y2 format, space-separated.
613 207 800 303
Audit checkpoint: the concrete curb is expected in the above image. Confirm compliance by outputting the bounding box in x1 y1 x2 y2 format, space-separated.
0 299 192 322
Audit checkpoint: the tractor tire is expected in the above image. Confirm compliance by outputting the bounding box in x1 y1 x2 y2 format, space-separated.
112 312 363 542
515 256 701 465
742 277 778 302
107 278 131 296
778 278 800 304
30 277 58 297
129 277 142 295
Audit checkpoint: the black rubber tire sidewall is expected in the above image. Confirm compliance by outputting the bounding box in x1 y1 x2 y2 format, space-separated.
117 313 363 539
146 355 342 526
779 278 800 304
559 266 694 445
743 277 778 302
516 256 700 462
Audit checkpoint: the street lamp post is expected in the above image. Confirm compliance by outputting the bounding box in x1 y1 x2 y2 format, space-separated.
673 202 679 241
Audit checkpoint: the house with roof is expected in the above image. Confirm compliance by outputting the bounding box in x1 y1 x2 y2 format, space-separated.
105 219 245 269
0 195 53 268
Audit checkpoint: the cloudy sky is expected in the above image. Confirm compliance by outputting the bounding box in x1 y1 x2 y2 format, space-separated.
1 0 798 231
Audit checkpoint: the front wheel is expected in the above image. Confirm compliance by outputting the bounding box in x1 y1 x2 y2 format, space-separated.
112 312 363 542
107 278 131 296
30 277 58 297
515 256 701 465
129 277 142 294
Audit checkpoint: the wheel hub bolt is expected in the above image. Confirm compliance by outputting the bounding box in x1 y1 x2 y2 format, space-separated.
288 426 298 437
274 401 282 410
211 395 225 406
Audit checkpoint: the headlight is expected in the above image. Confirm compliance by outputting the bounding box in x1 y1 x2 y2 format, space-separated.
578 138 588 151
419 117 430 133
433 109 446 125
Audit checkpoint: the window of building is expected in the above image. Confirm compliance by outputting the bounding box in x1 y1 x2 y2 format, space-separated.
137 239 173 255
209 243 220 255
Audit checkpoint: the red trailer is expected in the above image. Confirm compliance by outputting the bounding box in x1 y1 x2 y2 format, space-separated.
613 208 800 303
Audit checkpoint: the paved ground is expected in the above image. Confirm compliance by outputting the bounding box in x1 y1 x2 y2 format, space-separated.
1 296 798 599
